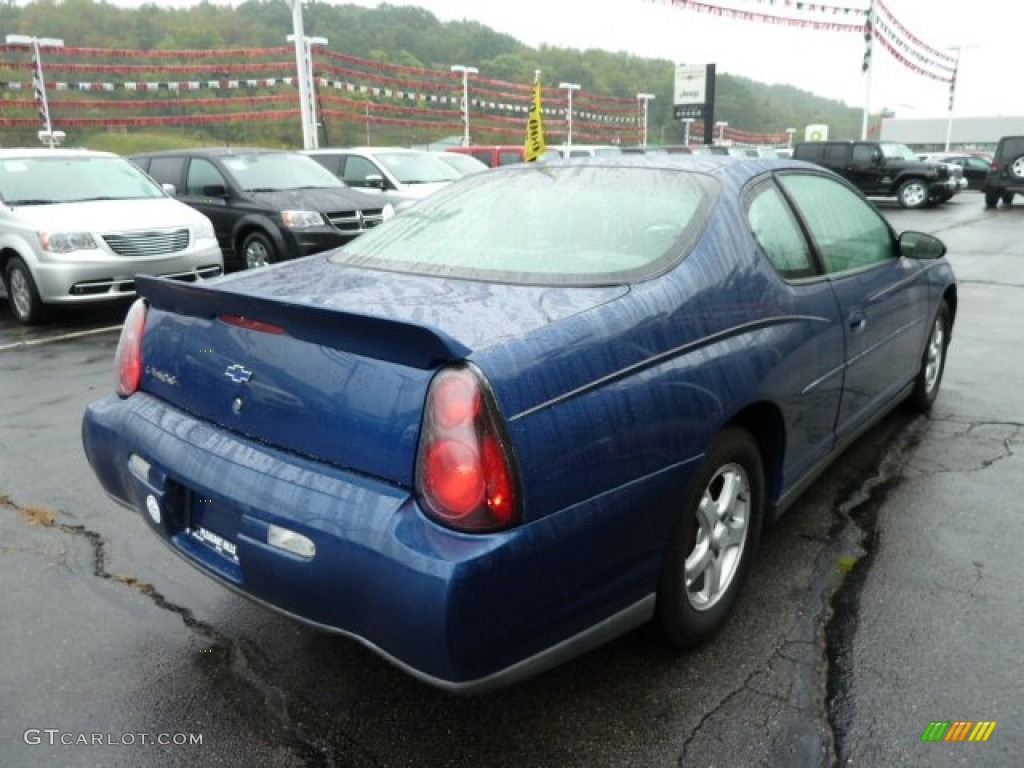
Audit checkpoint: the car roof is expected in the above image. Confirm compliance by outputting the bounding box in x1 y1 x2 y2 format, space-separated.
304 147 427 155
0 147 117 159
131 146 293 159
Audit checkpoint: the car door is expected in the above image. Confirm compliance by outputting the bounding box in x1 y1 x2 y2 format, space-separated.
171 156 240 257
847 142 884 195
778 172 927 440
744 177 845 485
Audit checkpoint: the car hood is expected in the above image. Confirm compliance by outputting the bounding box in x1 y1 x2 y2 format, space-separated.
208 253 628 351
246 186 384 212
10 197 208 231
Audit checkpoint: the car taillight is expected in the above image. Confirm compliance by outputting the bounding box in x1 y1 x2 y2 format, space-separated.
416 365 519 532
115 298 147 397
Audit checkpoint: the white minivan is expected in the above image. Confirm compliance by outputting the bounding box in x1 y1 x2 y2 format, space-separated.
0 148 223 324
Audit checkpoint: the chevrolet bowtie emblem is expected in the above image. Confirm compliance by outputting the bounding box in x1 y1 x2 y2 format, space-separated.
224 363 253 383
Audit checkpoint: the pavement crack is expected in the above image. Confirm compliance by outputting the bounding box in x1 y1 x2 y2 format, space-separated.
1 493 336 767
821 417 926 768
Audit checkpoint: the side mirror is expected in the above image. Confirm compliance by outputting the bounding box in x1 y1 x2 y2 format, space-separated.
899 230 947 260
363 173 387 190
201 184 228 197
161 183 177 196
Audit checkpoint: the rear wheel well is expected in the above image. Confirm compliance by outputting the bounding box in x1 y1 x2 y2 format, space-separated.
726 403 786 526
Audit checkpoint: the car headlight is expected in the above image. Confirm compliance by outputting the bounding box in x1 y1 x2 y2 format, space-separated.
281 210 325 229
38 231 97 254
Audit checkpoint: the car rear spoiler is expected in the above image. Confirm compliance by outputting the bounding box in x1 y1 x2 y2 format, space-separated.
135 274 470 370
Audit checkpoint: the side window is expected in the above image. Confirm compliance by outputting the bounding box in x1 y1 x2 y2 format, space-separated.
745 181 817 280
309 154 339 175
185 158 225 196
146 157 184 189
498 150 522 166
851 144 876 165
823 144 850 167
341 156 381 186
779 173 894 274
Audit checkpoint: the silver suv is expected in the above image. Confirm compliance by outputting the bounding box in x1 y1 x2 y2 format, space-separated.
0 148 222 324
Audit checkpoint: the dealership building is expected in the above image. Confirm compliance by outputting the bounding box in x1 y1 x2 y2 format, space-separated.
880 116 1024 152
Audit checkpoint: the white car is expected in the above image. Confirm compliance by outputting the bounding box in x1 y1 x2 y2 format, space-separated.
548 144 623 158
0 148 222 324
303 147 462 209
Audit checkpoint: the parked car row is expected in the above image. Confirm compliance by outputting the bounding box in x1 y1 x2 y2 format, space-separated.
0 145 474 324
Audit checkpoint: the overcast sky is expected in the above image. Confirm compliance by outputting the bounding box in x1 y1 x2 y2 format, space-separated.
103 0 1010 119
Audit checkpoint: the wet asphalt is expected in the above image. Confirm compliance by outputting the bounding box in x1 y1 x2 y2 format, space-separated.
1 193 1021 767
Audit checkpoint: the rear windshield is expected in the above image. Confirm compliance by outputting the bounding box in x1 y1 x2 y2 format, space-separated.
0 155 165 205
331 164 716 286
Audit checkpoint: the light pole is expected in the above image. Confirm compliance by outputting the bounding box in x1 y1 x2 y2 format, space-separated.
682 117 694 147
559 82 581 146
715 121 729 144
785 128 796 148
287 0 327 150
287 31 328 149
944 45 975 152
637 92 655 147
6 34 64 148
450 64 478 147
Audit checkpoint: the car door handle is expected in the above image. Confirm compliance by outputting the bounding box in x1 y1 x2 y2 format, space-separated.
848 311 867 333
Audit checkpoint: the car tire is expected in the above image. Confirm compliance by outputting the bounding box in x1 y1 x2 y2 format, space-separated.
984 190 1000 209
1002 192 1015 206
4 256 47 325
240 231 277 269
897 179 929 209
906 300 951 413
655 426 764 649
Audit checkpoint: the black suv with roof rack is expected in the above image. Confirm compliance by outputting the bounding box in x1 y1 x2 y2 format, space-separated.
983 136 1024 208
131 147 392 270
792 140 965 209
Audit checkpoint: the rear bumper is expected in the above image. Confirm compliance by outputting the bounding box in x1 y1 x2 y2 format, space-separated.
81 393 658 692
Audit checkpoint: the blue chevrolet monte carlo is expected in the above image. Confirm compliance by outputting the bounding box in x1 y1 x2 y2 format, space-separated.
82 155 956 693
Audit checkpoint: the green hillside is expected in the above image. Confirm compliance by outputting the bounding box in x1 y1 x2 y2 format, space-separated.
0 0 865 150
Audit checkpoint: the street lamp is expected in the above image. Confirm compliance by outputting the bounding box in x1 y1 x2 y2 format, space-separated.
636 92 655 147
681 117 694 147
559 82 581 146
785 128 796 148
6 34 64 148
450 64 479 147
715 121 729 144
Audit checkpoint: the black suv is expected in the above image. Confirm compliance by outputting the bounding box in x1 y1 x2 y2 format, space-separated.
131 148 391 270
983 136 1024 208
792 141 965 209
